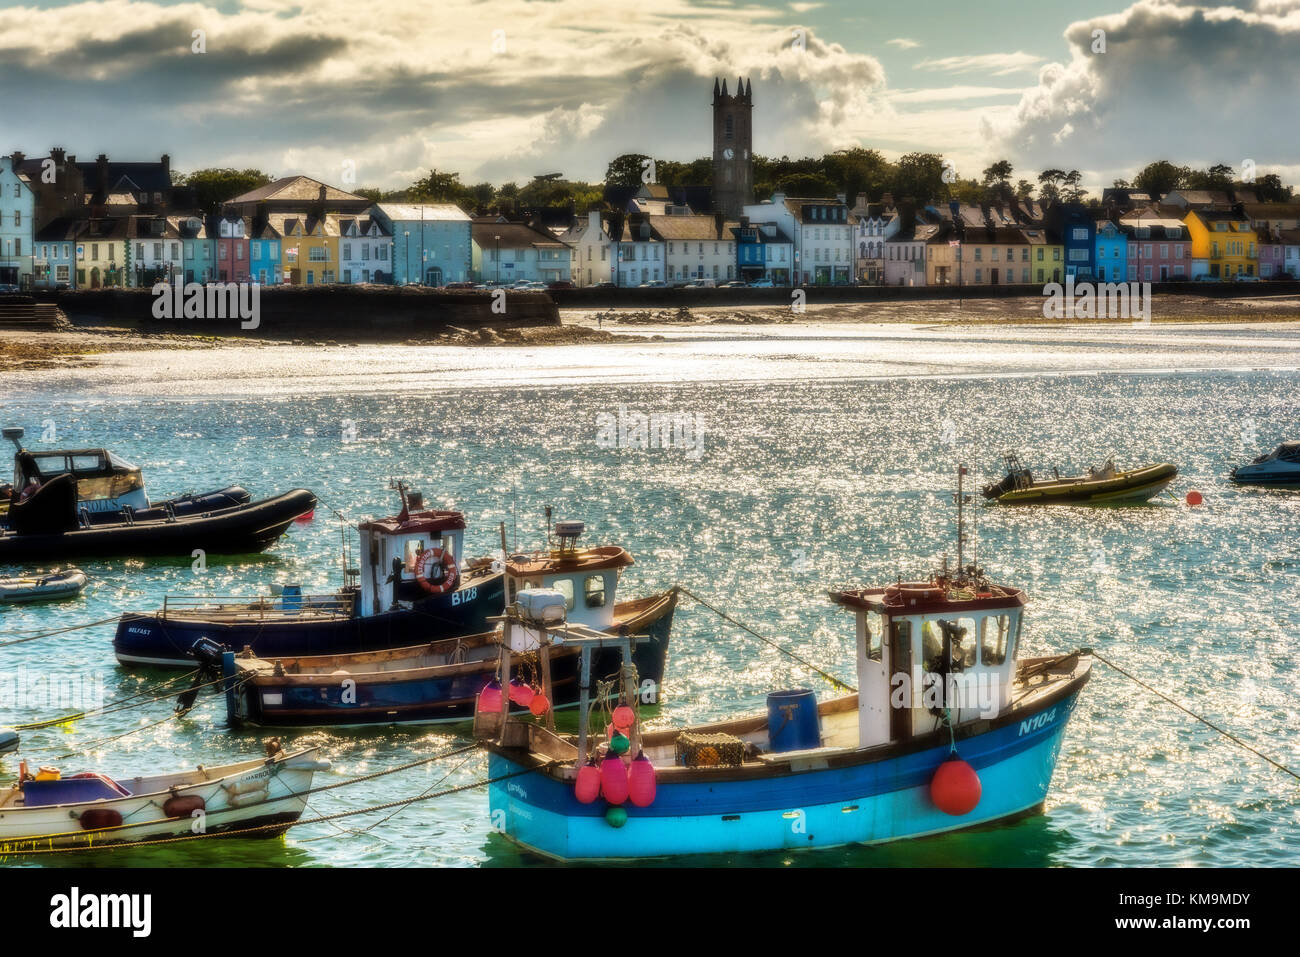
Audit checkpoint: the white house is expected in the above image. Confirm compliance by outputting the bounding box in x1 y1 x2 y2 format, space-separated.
850 193 898 283
610 215 664 286
334 214 392 284
557 210 613 286
471 218 572 284
884 221 934 287
654 214 738 284
129 215 184 286
0 154 36 288
742 193 853 285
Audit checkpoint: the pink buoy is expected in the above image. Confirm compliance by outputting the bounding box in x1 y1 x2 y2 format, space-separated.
600 751 629 805
529 692 550 717
476 677 502 715
1186 490 1203 506
930 756 981 816
508 678 534 708
627 751 657 807
574 760 601 804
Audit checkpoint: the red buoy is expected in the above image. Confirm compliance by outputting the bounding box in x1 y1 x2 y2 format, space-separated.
1186 490 1203 506
529 692 550 717
930 757 981 816
600 751 629 805
476 678 502 715
574 761 601 804
294 510 315 524
508 678 534 708
627 751 657 808
79 807 124 831
612 705 636 732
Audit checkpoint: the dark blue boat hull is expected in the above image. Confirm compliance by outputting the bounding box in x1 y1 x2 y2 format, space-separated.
114 573 507 668
222 590 678 727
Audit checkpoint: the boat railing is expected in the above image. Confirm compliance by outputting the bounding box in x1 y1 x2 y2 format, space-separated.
158 593 354 620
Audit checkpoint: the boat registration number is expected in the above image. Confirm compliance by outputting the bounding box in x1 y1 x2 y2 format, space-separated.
451 587 478 607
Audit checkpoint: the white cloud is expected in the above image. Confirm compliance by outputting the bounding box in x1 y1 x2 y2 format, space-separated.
887 37 921 49
915 51 1046 76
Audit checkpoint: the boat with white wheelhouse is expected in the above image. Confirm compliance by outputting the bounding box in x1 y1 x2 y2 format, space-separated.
483 475 1091 861
114 485 504 667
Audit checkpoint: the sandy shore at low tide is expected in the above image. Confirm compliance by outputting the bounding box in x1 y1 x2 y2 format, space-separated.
5 293 1300 373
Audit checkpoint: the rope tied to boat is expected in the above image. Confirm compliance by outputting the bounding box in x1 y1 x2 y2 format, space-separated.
676 585 856 694
1087 647 1300 785
0 615 122 648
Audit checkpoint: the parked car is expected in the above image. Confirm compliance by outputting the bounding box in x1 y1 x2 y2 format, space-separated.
681 278 717 288
747 278 774 288
546 280 575 290
444 281 476 290
719 280 747 288
1232 274 1261 283
1193 274 1222 282
639 280 667 288
0 283 20 294
588 281 616 289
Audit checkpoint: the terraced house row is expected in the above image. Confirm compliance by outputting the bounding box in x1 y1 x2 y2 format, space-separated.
3 148 1299 291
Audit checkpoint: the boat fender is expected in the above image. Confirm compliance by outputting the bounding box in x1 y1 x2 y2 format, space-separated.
79 807 125 831
574 760 601 804
599 751 629 805
163 794 206 818
930 755 981 816
627 751 657 808
415 546 460 596
225 779 270 806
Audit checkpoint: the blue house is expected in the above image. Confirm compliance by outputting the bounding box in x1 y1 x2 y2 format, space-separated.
732 218 793 284
1093 220 1128 282
34 217 81 289
1049 203 1096 279
248 222 282 285
371 203 471 285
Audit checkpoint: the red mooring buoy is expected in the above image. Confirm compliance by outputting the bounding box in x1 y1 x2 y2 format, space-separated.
930 756 982 816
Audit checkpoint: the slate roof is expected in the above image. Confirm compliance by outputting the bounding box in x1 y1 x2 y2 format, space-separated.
647 214 737 241
471 221 568 248
373 203 470 222
228 176 366 205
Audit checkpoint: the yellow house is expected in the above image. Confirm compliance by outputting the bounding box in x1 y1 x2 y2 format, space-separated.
272 213 339 285
1183 209 1256 279
927 225 1034 285
1023 229 1062 284
75 218 130 288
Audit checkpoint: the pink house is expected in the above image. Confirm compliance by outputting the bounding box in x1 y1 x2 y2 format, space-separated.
207 212 251 282
1118 215 1190 282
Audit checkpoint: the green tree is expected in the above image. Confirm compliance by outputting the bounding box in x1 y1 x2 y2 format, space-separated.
174 168 273 214
890 152 947 205
605 153 653 187
1131 160 1188 199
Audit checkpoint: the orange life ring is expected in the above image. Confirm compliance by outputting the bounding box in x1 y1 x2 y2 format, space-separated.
415 546 459 596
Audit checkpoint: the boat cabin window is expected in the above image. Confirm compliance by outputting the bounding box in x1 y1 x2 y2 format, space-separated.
921 618 978 673
553 578 575 611
439 535 457 561
403 539 425 572
982 614 1012 666
865 610 882 661
584 574 606 608
70 455 101 471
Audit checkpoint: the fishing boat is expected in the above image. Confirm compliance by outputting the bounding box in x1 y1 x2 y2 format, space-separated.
0 567 87 604
114 485 504 668
1 426 250 526
0 473 316 562
482 471 1092 861
192 527 678 727
1231 440 1300 488
982 450 1176 505
0 745 329 850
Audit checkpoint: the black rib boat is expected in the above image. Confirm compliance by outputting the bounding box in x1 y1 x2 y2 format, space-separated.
0 473 316 561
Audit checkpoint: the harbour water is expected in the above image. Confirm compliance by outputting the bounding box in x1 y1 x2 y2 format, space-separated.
3 320 1298 867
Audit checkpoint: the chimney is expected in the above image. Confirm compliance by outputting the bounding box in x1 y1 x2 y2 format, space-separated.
317 183 327 218
10 150 23 169
588 208 601 233
836 192 846 205
96 153 108 188
50 147 64 167
740 215 749 228
714 210 724 237
161 154 170 179
855 192 868 209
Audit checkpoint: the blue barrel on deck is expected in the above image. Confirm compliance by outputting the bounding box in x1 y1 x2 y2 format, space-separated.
766 689 821 753
281 584 303 612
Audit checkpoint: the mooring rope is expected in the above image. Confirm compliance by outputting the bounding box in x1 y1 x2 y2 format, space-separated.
676 585 856 694
13 668 201 730
0 615 122 648
1088 648 1300 784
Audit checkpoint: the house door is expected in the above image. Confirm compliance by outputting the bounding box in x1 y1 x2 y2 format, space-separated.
425 267 442 286
1159 266 1168 281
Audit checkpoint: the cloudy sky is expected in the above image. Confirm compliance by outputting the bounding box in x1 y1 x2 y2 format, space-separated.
2 0 1298 192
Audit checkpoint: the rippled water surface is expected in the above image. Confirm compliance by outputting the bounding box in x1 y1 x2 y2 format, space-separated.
3 321 1299 867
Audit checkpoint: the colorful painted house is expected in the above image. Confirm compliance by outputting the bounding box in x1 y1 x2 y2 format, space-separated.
0 154 36 288
129 215 183 286
206 213 251 283
371 203 468 286
78 217 130 288
1047 203 1095 279
1023 228 1062 284
1117 213 1190 281
1093 220 1128 282
177 215 210 283
1183 208 1256 279
732 217 794 284
34 218 80 289
471 217 573 285
885 221 935 286
272 214 339 285
248 221 283 285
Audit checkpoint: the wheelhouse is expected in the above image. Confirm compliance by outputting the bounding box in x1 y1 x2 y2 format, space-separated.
356 503 466 616
13 448 147 512
831 582 1026 748
504 521 631 630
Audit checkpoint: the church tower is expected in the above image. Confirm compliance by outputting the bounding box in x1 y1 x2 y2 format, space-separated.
712 77 753 218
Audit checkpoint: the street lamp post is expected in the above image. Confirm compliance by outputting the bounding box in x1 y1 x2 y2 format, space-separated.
404 230 411 285
494 234 501 284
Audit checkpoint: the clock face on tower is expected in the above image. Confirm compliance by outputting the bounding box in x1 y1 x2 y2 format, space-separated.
723 148 734 160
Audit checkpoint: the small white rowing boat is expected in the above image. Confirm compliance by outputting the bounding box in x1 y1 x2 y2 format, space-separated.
0 728 17 755
0 568 87 604
0 747 330 850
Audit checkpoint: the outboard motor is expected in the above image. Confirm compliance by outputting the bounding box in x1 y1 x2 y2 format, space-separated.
176 637 227 715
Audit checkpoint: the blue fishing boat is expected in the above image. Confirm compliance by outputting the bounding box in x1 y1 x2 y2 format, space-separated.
114 487 504 667
193 530 677 727
483 472 1092 861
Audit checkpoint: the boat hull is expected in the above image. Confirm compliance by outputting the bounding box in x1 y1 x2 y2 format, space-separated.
1230 466 1300 488
993 464 1176 505
223 589 678 728
114 572 508 668
0 489 316 562
0 569 87 604
487 683 1083 861
0 749 328 850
